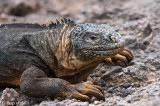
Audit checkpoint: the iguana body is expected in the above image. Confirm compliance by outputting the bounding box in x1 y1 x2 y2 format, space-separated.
0 18 133 100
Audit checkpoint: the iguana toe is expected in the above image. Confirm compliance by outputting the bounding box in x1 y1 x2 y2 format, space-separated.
111 54 128 65
56 81 105 101
75 81 105 100
81 81 103 92
104 57 114 65
72 92 90 101
104 48 133 65
119 48 133 63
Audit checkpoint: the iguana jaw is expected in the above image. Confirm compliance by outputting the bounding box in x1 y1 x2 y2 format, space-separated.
72 41 125 62
91 45 125 58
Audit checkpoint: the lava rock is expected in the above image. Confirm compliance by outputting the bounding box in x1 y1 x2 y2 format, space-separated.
97 79 106 87
125 36 137 46
143 23 152 37
0 88 19 106
4 0 40 16
101 66 123 81
119 89 135 97
120 83 131 89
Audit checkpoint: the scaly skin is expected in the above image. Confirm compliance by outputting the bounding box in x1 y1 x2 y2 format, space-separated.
0 18 133 101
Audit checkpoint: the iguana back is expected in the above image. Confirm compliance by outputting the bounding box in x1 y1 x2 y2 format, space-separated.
0 24 52 87
0 24 49 47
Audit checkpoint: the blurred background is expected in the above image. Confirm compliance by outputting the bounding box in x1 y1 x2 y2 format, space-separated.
0 0 159 39
0 0 156 24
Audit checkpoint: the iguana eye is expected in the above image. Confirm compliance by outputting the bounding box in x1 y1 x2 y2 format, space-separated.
90 36 97 40
85 34 101 44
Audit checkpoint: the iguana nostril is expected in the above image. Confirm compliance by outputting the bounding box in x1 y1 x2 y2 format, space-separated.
110 36 117 42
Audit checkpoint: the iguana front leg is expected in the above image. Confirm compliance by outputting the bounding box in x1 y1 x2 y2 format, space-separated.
20 66 104 101
104 48 133 65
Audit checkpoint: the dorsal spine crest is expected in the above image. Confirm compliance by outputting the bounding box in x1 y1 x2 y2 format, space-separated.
48 17 76 29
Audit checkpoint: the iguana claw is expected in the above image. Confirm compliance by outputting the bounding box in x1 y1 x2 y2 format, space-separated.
119 48 134 63
56 81 105 101
104 48 133 65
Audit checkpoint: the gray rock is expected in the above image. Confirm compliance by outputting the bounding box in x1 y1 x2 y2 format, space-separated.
70 102 89 106
0 88 19 106
142 23 152 37
2 0 40 16
39 101 89 106
101 66 123 81
124 36 137 46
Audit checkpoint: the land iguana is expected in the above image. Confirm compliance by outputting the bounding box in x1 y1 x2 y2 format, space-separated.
0 18 133 101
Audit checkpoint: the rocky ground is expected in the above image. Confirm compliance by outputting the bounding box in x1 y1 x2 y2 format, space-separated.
0 0 160 105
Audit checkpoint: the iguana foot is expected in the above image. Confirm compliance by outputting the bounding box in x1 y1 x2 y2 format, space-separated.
55 81 105 101
104 48 133 65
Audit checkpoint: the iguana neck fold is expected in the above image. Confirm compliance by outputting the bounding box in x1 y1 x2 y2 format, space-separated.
26 22 76 71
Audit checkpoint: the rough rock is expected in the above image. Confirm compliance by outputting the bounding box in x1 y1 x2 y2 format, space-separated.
0 88 19 106
0 0 40 16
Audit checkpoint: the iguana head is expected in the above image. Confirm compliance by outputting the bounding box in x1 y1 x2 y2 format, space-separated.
53 18 125 69
70 23 125 61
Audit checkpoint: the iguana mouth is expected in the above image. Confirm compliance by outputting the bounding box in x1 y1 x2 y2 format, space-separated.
93 45 124 51
86 42 125 51
92 46 124 57
93 47 123 52
88 42 125 59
